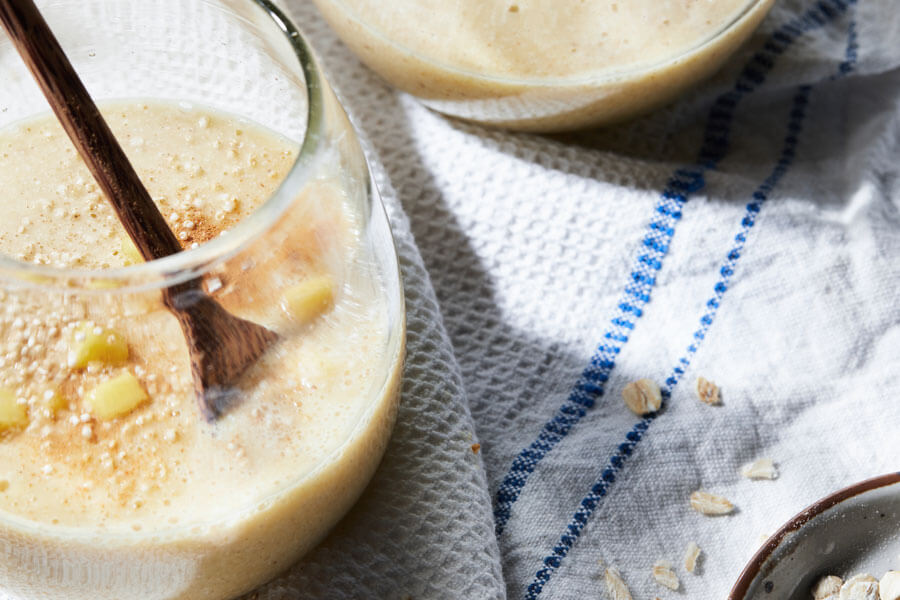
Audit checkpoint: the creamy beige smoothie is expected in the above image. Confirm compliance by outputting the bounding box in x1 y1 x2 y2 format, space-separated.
311 0 775 130
0 102 402 599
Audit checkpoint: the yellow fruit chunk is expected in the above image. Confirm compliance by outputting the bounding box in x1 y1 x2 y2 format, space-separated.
283 276 335 324
19 272 52 285
42 389 68 415
86 279 120 290
86 372 148 421
69 323 129 369
0 388 28 431
119 236 143 265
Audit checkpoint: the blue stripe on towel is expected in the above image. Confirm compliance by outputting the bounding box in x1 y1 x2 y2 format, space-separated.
493 0 855 537
523 15 858 600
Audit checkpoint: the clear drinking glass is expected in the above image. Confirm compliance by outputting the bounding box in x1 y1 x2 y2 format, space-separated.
311 0 775 132
0 1 404 599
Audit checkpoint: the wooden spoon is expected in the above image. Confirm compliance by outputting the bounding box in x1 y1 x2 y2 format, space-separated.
0 0 279 421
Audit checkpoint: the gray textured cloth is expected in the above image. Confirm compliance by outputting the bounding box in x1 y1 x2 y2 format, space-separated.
252 3 508 597
271 0 900 598
269 0 900 598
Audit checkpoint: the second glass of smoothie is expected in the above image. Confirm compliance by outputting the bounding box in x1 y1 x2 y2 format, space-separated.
311 0 775 131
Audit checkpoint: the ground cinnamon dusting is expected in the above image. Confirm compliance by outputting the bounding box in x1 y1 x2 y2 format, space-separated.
172 211 222 247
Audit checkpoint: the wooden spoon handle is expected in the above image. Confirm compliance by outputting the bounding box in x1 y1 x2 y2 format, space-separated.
0 0 183 261
0 0 281 421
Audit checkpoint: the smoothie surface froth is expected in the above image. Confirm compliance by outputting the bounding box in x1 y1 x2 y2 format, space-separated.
0 102 391 534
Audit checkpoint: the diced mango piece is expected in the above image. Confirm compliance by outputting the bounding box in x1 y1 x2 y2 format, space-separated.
86 372 148 421
283 276 335 324
0 388 28 431
69 323 129 369
86 279 120 290
19 272 52 285
42 389 68 415
119 236 143 265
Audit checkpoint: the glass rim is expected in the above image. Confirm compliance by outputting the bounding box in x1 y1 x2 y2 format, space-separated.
0 0 325 294
323 0 773 87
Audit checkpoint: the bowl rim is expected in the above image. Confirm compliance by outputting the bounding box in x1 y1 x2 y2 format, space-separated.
728 471 900 600
317 0 775 88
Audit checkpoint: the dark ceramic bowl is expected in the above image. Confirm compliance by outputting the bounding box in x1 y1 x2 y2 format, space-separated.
730 473 900 599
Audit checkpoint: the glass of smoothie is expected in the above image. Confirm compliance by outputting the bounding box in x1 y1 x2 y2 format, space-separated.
0 1 405 599
310 0 776 132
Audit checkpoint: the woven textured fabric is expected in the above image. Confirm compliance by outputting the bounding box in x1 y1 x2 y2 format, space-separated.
270 0 900 598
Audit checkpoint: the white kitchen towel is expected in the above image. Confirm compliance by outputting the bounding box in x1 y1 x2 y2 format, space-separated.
272 0 899 598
